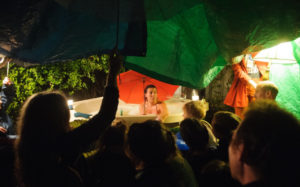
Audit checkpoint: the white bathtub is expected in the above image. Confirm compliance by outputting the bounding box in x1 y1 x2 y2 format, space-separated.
70 97 189 125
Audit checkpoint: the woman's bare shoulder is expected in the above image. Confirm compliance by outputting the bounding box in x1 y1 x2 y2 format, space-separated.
157 101 167 108
139 103 145 108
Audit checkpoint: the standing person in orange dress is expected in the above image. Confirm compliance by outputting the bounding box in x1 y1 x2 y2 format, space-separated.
224 54 269 118
139 85 169 122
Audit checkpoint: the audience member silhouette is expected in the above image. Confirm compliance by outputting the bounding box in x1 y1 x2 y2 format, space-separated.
127 120 198 187
180 118 217 184
177 100 218 151
229 100 300 186
0 133 16 187
211 111 241 162
14 54 122 187
200 160 241 187
87 121 135 187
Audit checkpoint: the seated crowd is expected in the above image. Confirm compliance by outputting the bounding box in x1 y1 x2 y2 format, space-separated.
0 57 299 187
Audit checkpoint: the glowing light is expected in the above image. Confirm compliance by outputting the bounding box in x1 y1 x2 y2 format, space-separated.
254 40 297 64
67 100 74 105
192 95 199 101
192 89 199 101
67 100 74 110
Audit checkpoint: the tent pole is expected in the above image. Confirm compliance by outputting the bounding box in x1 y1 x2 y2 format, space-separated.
115 0 120 50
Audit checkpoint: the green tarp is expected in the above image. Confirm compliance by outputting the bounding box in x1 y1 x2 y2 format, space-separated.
2 0 300 118
274 39 300 119
270 62 300 119
125 1 300 119
126 5 227 89
126 1 300 89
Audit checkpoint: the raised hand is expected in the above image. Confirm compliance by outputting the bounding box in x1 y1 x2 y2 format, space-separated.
0 126 7 134
3 77 12 85
107 49 123 87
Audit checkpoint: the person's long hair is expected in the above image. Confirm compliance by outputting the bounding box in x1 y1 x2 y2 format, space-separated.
15 91 70 186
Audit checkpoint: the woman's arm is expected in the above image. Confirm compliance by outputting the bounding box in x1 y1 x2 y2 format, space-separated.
157 102 169 122
232 63 251 84
232 61 256 88
60 52 122 161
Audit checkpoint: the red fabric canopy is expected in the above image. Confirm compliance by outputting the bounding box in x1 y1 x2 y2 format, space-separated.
117 70 179 104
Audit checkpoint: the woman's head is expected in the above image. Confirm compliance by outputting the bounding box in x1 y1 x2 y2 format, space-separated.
17 91 70 145
180 118 209 151
15 91 70 185
183 99 209 120
127 120 176 167
144 85 158 104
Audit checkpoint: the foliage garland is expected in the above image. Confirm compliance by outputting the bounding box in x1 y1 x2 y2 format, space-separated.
0 55 110 120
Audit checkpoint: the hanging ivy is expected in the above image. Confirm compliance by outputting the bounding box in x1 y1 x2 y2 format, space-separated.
1 54 110 120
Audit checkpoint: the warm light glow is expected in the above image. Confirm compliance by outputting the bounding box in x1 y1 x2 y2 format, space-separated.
254 40 297 64
192 95 199 101
68 99 74 110
192 89 199 101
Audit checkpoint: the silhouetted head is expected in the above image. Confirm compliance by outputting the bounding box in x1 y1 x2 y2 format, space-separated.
180 118 209 151
127 120 176 167
17 91 70 144
15 91 70 186
98 122 127 153
211 111 241 140
229 100 300 186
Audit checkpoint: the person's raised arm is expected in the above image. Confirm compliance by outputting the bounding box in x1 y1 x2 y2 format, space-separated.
94 51 122 123
232 62 251 84
81 51 122 130
60 52 122 160
232 59 257 88
106 51 123 88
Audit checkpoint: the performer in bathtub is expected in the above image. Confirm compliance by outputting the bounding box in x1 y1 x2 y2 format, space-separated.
139 85 169 122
